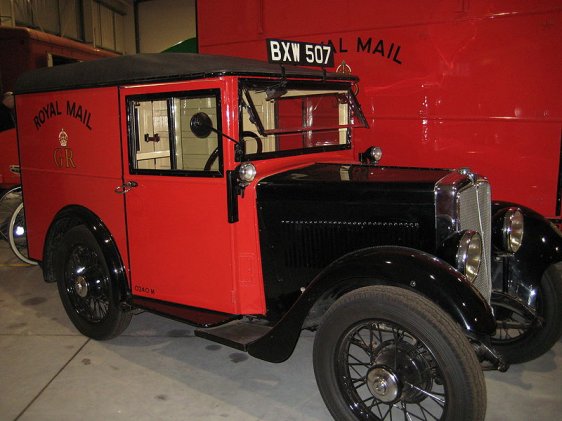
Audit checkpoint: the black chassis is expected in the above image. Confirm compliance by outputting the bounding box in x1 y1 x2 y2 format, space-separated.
40 162 561 369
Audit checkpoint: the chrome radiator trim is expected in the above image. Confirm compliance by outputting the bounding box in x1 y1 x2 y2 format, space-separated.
458 179 492 301
435 171 492 302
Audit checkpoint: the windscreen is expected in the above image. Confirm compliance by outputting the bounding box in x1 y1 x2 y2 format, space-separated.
240 80 367 159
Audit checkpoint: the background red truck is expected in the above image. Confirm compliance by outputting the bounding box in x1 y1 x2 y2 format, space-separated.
0 129 19 189
197 0 562 221
0 26 116 190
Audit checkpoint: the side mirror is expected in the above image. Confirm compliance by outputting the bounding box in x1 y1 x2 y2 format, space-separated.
190 112 213 138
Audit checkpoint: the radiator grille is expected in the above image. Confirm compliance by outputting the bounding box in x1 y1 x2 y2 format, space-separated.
280 220 420 268
458 181 492 301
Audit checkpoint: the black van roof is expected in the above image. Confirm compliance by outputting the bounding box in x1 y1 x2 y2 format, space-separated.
14 53 357 94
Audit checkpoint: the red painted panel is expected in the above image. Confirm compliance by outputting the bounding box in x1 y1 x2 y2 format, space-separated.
198 0 562 218
16 87 128 264
119 79 249 314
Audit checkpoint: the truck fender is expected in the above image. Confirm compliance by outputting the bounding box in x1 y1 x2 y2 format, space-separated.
42 205 129 302
248 246 495 363
492 201 562 287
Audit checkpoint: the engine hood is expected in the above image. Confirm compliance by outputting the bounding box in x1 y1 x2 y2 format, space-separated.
256 163 454 319
257 163 451 203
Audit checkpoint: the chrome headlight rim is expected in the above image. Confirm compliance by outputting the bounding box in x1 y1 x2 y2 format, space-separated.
456 230 482 283
238 162 257 185
502 208 524 253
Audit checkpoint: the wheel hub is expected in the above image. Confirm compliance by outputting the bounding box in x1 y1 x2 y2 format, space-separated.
370 341 435 403
367 366 401 403
74 275 89 298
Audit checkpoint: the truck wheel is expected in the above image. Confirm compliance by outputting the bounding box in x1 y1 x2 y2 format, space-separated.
492 264 562 363
55 225 131 340
8 202 38 265
313 286 486 421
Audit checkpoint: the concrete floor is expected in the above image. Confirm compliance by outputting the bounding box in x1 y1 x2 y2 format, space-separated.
0 239 561 421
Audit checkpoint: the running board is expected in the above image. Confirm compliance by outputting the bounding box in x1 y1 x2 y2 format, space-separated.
195 321 272 351
132 296 238 328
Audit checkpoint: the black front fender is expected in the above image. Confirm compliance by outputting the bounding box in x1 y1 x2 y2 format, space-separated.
248 246 495 363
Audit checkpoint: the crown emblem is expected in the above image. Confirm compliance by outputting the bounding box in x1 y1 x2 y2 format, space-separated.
59 129 68 147
336 60 352 74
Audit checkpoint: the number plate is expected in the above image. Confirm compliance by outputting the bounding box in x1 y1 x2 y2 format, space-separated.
267 39 334 67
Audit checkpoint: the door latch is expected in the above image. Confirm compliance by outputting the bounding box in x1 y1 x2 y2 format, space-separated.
114 181 138 194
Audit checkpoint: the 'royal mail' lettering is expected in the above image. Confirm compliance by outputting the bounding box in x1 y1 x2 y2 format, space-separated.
33 100 93 131
33 101 62 129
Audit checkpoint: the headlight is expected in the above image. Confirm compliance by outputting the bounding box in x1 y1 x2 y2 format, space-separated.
502 208 524 253
456 230 482 283
360 146 383 164
369 146 383 162
238 162 256 185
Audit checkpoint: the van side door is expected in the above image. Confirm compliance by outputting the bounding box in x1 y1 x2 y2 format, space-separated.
119 81 236 314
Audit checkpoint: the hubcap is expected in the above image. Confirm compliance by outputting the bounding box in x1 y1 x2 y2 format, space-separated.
336 320 446 419
367 366 401 403
64 243 111 324
74 275 89 298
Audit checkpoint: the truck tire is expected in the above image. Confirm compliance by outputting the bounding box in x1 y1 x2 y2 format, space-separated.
492 264 562 363
55 225 131 340
313 286 486 421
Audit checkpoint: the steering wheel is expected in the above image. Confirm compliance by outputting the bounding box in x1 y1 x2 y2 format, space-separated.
240 131 263 155
203 131 263 171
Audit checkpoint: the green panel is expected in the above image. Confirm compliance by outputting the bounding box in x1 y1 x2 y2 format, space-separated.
162 38 198 53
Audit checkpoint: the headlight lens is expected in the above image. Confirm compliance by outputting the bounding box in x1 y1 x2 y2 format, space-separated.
456 230 482 283
238 162 257 185
503 208 524 253
370 146 383 162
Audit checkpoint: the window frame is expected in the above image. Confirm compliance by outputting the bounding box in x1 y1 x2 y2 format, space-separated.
238 79 357 161
126 89 223 178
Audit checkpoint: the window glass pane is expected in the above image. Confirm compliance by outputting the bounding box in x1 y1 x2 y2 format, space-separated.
129 91 221 175
134 100 172 170
240 81 366 159
176 96 219 171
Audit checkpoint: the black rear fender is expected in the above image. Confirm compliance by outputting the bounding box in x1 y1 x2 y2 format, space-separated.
42 205 129 302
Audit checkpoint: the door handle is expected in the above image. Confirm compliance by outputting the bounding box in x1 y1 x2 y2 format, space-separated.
114 181 138 194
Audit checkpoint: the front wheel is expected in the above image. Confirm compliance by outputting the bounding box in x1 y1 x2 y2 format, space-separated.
55 225 131 340
313 286 486 421
492 264 562 363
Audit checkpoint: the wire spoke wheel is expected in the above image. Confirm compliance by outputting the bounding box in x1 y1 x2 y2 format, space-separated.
492 301 537 344
56 225 132 340
313 286 486 421
337 320 445 420
63 243 111 323
491 266 562 363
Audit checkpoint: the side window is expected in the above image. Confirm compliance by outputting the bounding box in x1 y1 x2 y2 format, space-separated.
128 90 221 176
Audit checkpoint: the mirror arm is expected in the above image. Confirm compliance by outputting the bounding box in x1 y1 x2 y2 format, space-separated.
208 126 239 146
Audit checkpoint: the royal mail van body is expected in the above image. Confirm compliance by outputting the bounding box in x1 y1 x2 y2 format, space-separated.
13 53 562 421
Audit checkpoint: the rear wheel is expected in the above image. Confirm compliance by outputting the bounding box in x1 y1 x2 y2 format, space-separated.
313 286 486 421
55 225 131 340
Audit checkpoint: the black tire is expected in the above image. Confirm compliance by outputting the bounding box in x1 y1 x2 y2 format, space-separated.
8 202 38 265
313 286 486 421
55 225 131 340
492 264 562 364
0 186 22 241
